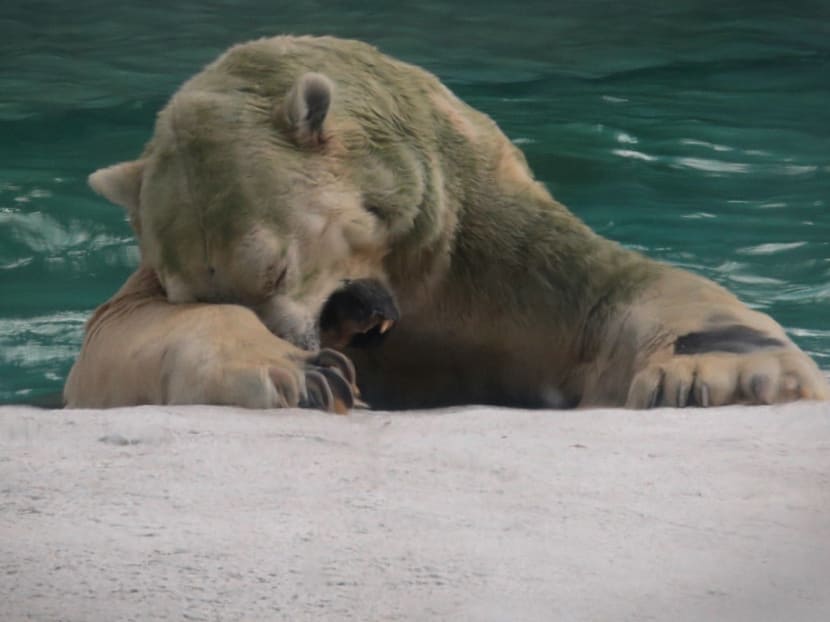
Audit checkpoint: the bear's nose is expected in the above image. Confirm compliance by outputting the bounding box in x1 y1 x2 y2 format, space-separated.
318 279 399 349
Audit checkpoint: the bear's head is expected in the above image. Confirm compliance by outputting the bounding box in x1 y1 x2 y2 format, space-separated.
86 36 523 347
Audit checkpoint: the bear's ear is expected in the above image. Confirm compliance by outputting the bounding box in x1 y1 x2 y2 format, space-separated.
88 160 144 213
280 72 334 147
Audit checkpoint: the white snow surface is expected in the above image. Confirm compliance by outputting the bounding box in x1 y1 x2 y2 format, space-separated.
1 402 829 621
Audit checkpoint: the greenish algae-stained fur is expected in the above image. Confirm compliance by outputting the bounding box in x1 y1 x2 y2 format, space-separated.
65 36 829 410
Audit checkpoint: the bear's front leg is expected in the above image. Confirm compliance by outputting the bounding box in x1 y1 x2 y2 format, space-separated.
155 335 358 412
591 268 829 408
64 268 358 412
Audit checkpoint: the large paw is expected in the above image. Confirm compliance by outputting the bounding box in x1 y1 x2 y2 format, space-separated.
168 346 360 413
625 350 829 408
246 348 360 414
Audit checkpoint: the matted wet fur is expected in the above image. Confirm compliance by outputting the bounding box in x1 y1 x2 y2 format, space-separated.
65 36 829 410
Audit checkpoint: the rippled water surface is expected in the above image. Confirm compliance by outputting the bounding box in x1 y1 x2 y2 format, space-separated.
1 1 828 403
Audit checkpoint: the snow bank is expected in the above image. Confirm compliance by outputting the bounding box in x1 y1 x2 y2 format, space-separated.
2 402 829 621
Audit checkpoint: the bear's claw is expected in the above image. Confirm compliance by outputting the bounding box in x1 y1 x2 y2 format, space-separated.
301 348 361 414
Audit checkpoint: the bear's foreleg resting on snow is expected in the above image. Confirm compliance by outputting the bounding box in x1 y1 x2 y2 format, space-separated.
580 268 829 408
63 267 358 412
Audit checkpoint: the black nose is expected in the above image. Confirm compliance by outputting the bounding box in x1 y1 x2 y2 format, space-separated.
318 279 399 349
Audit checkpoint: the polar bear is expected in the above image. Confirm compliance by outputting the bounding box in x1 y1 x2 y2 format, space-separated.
64 36 829 410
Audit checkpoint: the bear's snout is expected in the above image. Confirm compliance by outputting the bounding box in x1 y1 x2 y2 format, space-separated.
318 279 399 350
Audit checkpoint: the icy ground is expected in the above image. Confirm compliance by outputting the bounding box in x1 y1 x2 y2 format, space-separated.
2 403 829 621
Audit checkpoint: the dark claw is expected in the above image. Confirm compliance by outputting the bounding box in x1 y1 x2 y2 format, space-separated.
309 348 357 386
649 369 665 408
300 348 361 413
677 382 690 408
301 369 334 411
312 365 355 414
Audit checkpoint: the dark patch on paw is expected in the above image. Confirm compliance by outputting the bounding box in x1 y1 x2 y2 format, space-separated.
319 279 399 349
674 324 785 355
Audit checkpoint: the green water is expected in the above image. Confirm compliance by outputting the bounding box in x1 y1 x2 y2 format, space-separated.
1 1 828 403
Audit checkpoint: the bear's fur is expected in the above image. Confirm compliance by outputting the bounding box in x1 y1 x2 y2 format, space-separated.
65 36 829 410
